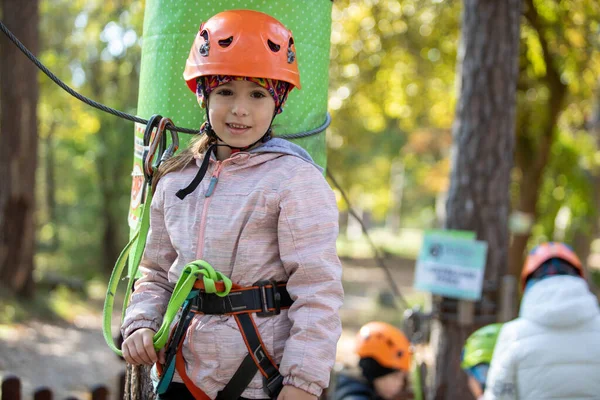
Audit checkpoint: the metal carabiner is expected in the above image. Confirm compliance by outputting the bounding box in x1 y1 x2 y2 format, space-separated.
157 118 179 167
144 117 180 184
142 114 163 183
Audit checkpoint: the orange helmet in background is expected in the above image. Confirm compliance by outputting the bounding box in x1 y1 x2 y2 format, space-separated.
355 321 412 372
520 242 583 291
183 9 301 93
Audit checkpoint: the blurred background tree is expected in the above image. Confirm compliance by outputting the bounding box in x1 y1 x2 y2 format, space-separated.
0 0 39 297
34 0 143 285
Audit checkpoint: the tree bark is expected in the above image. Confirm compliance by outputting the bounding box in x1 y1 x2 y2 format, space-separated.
0 0 39 297
430 1 521 399
124 365 155 400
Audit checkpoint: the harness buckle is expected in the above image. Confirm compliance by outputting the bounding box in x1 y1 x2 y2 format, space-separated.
254 280 281 317
263 373 284 399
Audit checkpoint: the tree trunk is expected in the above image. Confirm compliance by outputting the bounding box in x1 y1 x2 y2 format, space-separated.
0 0 39 297
429 1 521 399
507 0 567 278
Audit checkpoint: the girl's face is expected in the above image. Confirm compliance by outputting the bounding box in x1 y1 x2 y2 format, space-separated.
373 370 406 400
207 79 276 151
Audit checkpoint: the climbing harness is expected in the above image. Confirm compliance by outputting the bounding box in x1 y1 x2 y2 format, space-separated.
156 277 293 399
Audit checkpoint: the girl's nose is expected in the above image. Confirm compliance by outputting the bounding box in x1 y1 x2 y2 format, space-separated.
231 101 249 117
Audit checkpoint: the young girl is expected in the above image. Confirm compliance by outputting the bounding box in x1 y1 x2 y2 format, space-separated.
120 10 344 400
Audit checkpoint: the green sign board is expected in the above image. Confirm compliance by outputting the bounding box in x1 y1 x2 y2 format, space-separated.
414 231 488 300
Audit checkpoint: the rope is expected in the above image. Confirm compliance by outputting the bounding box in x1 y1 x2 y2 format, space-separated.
327 169 411 309
0 20 329 139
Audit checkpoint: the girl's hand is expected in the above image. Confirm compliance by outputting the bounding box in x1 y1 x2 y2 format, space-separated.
122 328 165 365
277 385 318 400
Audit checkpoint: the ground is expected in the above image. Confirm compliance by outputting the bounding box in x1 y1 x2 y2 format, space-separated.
0 256 420 400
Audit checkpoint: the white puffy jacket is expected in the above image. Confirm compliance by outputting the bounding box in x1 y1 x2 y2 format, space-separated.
484 275 600 400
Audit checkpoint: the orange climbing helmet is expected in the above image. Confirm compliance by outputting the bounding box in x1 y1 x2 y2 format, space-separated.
521 242 583 290
355 321 412 372
183 9 301 93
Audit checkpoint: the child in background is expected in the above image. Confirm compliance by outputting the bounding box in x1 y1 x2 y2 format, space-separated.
484 242 600 400
333 322 420 400
461 323 503 400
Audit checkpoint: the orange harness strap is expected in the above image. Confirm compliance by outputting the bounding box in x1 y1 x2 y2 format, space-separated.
175 328 211 400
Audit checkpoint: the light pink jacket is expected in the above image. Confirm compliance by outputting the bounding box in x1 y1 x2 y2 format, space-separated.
122 139 344 399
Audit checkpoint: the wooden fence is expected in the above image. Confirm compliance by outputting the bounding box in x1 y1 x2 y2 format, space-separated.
1 373 125 400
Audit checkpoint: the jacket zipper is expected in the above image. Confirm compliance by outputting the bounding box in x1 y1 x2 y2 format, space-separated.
195 160 225 259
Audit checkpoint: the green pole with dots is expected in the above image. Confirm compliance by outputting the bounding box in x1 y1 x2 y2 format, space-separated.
127 1 332 233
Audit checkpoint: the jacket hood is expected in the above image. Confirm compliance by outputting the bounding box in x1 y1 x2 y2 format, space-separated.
520 275 599 328
249 138 324 173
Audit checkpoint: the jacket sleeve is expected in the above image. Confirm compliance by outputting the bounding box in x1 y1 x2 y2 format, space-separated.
484 323 518 400
277 164 344 397
121 179 177 339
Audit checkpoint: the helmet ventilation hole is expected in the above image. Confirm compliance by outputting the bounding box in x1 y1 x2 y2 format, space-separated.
268 39 281 52
199 30 210 57
218 36 234 48
287 38 296 63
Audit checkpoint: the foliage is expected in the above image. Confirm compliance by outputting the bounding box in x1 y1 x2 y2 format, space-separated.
328 0 600 256
328 0 460 226
36 0 143 280
517 0 600 249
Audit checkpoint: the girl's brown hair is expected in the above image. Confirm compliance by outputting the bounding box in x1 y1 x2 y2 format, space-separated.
152 133 216 190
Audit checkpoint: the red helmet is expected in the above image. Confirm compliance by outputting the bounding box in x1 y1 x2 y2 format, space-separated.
183 10 301 93
521 242 583 290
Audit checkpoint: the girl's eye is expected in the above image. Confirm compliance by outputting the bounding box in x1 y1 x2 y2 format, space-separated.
216 89 233 96
251 91 267 99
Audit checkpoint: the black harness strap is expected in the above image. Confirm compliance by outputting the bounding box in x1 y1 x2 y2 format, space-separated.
214 353 259 400
234 312 284 398
160 281 292 399
192 281 291 315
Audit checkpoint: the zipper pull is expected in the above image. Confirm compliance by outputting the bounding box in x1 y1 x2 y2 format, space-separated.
205 176 218 197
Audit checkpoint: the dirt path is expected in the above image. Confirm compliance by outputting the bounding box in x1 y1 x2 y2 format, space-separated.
0 316 125 399
0 256 418 399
